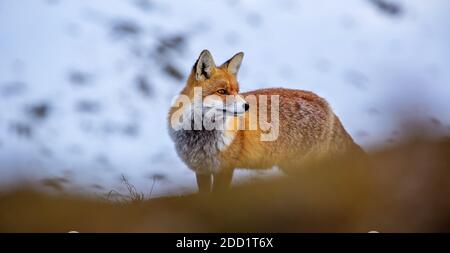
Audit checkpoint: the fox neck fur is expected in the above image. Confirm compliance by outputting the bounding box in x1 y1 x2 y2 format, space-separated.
168 113 235 174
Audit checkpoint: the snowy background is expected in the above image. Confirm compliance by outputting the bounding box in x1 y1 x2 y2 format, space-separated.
1 0 449 197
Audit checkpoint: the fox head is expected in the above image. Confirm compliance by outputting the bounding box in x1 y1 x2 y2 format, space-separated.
184 50 249 116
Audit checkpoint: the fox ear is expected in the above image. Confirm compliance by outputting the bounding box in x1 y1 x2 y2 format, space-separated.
194 50 216 81
221 52 244 76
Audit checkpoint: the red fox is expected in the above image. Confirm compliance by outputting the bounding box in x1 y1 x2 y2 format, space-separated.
168 50 363 192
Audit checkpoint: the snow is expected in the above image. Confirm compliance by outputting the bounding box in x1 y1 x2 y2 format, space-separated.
1 0 449 197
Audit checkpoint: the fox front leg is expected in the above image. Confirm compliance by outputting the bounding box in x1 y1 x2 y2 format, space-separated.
212 169 234 192
196 173 212 193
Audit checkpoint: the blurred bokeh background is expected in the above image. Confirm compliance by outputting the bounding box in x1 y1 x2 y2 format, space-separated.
0 0 449 198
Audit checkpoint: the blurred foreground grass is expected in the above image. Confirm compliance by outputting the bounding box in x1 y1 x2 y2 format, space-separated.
1 137 450 232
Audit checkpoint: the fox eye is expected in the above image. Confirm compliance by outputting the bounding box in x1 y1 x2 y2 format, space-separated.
216 89 227 95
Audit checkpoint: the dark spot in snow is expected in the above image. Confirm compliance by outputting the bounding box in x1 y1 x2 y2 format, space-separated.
315 59 332 73
226 0 239 7
136 75 153 97
163 64 184 81
26 103 50 120
111 20 141 38
95 154 110 166
246 13 262 27
1 81 26 97
68 70 93 86
91 184 104 190
224 31 240 45
157 35 186 56
133 0 153 12
148 173 168 182
101 122 115 134
131 45 145 58
369 0 402 17
367 107 380 116
344 70 369 90
76 100 101 113
45 0 60 5
430 117 442 126
123 124 139 137
10 122 32 138
40 146 53 157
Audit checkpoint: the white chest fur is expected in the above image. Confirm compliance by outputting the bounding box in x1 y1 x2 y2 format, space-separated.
169 111 238 173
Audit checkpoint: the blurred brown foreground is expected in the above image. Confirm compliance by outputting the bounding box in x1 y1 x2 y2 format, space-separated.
1 137 450 232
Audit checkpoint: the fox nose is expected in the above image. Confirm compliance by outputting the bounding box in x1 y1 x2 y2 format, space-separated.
244 103 250 111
